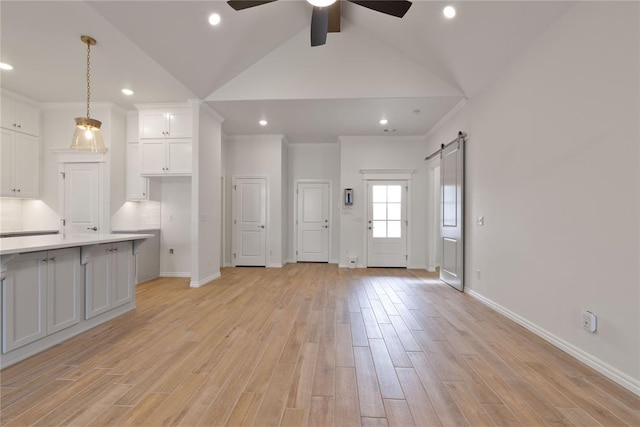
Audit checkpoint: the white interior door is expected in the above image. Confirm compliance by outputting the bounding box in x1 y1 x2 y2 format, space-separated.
440 141 464 291
234 178 266 266
63 163 101 234
297 182 329 262
367 181 407 267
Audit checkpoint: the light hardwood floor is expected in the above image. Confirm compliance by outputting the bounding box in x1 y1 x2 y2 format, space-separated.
1 264 638 426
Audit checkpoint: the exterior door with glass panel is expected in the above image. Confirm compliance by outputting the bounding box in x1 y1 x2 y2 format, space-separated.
440 141 464 291
297 182 330 262
234 178 266 266
367 181 407 267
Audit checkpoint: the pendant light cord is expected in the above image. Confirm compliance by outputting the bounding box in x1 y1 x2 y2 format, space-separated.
86 39 91 119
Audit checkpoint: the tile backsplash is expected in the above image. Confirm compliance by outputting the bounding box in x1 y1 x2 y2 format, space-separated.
0 198 23 231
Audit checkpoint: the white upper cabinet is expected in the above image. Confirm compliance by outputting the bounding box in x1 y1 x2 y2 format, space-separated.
139 107 192 139
0 128 40 198
137 104 193 176
126 143 149 200
1 95 40 137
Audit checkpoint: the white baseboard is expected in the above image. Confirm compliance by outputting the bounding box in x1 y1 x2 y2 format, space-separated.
426 266 437 273
160 272 190 278
190 271 221 288
408 263 426 270
267 263 283 268
466 289 640 397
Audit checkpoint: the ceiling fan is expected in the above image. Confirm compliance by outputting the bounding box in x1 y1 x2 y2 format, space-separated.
227 0 412 47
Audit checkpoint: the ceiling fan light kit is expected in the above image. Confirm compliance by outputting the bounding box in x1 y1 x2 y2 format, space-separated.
70 35 107 153
227 0 412 47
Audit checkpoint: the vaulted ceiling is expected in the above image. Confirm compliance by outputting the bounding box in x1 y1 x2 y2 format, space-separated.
1 1 574 142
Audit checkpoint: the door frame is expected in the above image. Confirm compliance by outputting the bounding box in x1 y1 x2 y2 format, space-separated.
293 179 333 263
231 175 269 267
360 170 414 268
427 158 441 272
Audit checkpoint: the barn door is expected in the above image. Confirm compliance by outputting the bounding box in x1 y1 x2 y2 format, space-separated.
440 141 464 291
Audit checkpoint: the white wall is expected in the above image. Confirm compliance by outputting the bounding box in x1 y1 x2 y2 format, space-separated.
160 179 192 276
191 103 223 286
288 142 341 263
425 2 640 392
224 135 285 267
339 136 428 268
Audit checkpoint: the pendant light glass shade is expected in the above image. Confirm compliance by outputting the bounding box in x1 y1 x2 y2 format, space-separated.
71 35 107 153
71 117 105 152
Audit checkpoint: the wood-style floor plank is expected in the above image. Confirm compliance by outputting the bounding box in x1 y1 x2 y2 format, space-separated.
1 264 637 426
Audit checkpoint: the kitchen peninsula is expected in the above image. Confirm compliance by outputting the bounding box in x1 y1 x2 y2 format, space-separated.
0 233 152 367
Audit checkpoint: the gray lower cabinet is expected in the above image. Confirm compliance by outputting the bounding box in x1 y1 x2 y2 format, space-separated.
2 248 82 353
84 241 134 319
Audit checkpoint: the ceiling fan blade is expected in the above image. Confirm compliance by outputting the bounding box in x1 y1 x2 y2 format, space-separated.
328 1 341 33
349 0 412 18
311 6 329 47
227 0 278 11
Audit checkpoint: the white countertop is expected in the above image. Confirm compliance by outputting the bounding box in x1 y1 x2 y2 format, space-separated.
0 233 153 256
0 229 59 237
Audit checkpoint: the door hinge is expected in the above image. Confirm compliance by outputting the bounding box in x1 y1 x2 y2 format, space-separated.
233 185 237 190
233 253 236 259
296 251 298 255
61 219 66 226
405 255 408 260
296 189 299 194
60 172 65 179
405 186 408 192
234 219 236 225
405 220 408 226
296 219 298 225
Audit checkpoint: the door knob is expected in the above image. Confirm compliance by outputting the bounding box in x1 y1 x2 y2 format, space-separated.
368 226 372 230
259 225 265 228
87 227 98 231
322 225 328 228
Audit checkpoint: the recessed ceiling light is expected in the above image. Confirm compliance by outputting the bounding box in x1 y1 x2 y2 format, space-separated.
208 13 221 26
0 62 14 71
259 119 268 126
443 6 456 19
122 88 134 96
308 0 337 7
379 118 388 125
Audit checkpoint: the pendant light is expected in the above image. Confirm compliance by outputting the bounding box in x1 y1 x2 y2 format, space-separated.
70 35 107 153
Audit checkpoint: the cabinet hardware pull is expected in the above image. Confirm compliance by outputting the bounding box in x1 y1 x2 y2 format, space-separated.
49 257 55 261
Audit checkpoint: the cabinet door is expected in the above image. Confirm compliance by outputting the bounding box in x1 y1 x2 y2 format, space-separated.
140 140 166 175
166 140 192 174
0 129 16 196
47 248 82 334
112 241 134 308
167 110 192 138
137 230 160 283
2 252 47 353
139 111 167 139
85 244 112 319
126 144 148 200
15 101 40 136
13 133 39 198
1 97 16 130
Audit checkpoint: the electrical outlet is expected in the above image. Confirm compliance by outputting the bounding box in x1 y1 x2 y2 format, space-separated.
582 310 597 333
169 248 174 255
475 269 481 279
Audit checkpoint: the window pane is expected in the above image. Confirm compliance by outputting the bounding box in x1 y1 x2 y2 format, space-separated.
387 221 401 238
372 185 387 203
373 203 387 220
387 185 402 203
388 203 401 220
373 221 386 237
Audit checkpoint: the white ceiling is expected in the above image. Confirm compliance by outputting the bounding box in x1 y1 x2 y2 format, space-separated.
0 1 574 143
